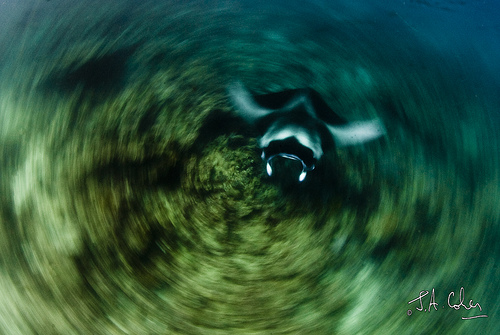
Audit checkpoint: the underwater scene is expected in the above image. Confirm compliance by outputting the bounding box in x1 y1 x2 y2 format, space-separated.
0 0 498 334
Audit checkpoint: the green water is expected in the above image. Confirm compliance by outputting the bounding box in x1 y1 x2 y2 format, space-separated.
0 1 498 334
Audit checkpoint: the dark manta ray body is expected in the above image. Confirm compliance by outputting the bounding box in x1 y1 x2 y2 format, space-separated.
228 81 385 182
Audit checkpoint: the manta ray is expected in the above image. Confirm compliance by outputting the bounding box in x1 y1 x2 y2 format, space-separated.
228 81 385 182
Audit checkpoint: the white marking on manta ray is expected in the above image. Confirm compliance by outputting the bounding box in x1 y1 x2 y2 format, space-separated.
258 124 324 160
227 81 317 121
227 81 273 123
326 119 385 147
280 93 317 120
266 161 273 176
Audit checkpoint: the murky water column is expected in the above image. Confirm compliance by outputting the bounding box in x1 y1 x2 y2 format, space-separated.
0 1 498 334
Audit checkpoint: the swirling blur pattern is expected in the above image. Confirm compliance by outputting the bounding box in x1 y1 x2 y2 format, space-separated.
0 0 498 334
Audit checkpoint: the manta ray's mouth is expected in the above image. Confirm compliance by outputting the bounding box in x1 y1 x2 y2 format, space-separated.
264 153 316 182
260 137 317 182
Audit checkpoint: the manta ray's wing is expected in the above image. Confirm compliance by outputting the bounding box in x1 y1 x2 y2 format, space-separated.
326 119 385 147
305 89 349 125
227 81 275 124
228 80 385 148
253 87 350 126
253 89 304 110
228 82 318 123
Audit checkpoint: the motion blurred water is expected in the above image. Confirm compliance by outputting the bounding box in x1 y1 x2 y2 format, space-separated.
0 0 498 334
